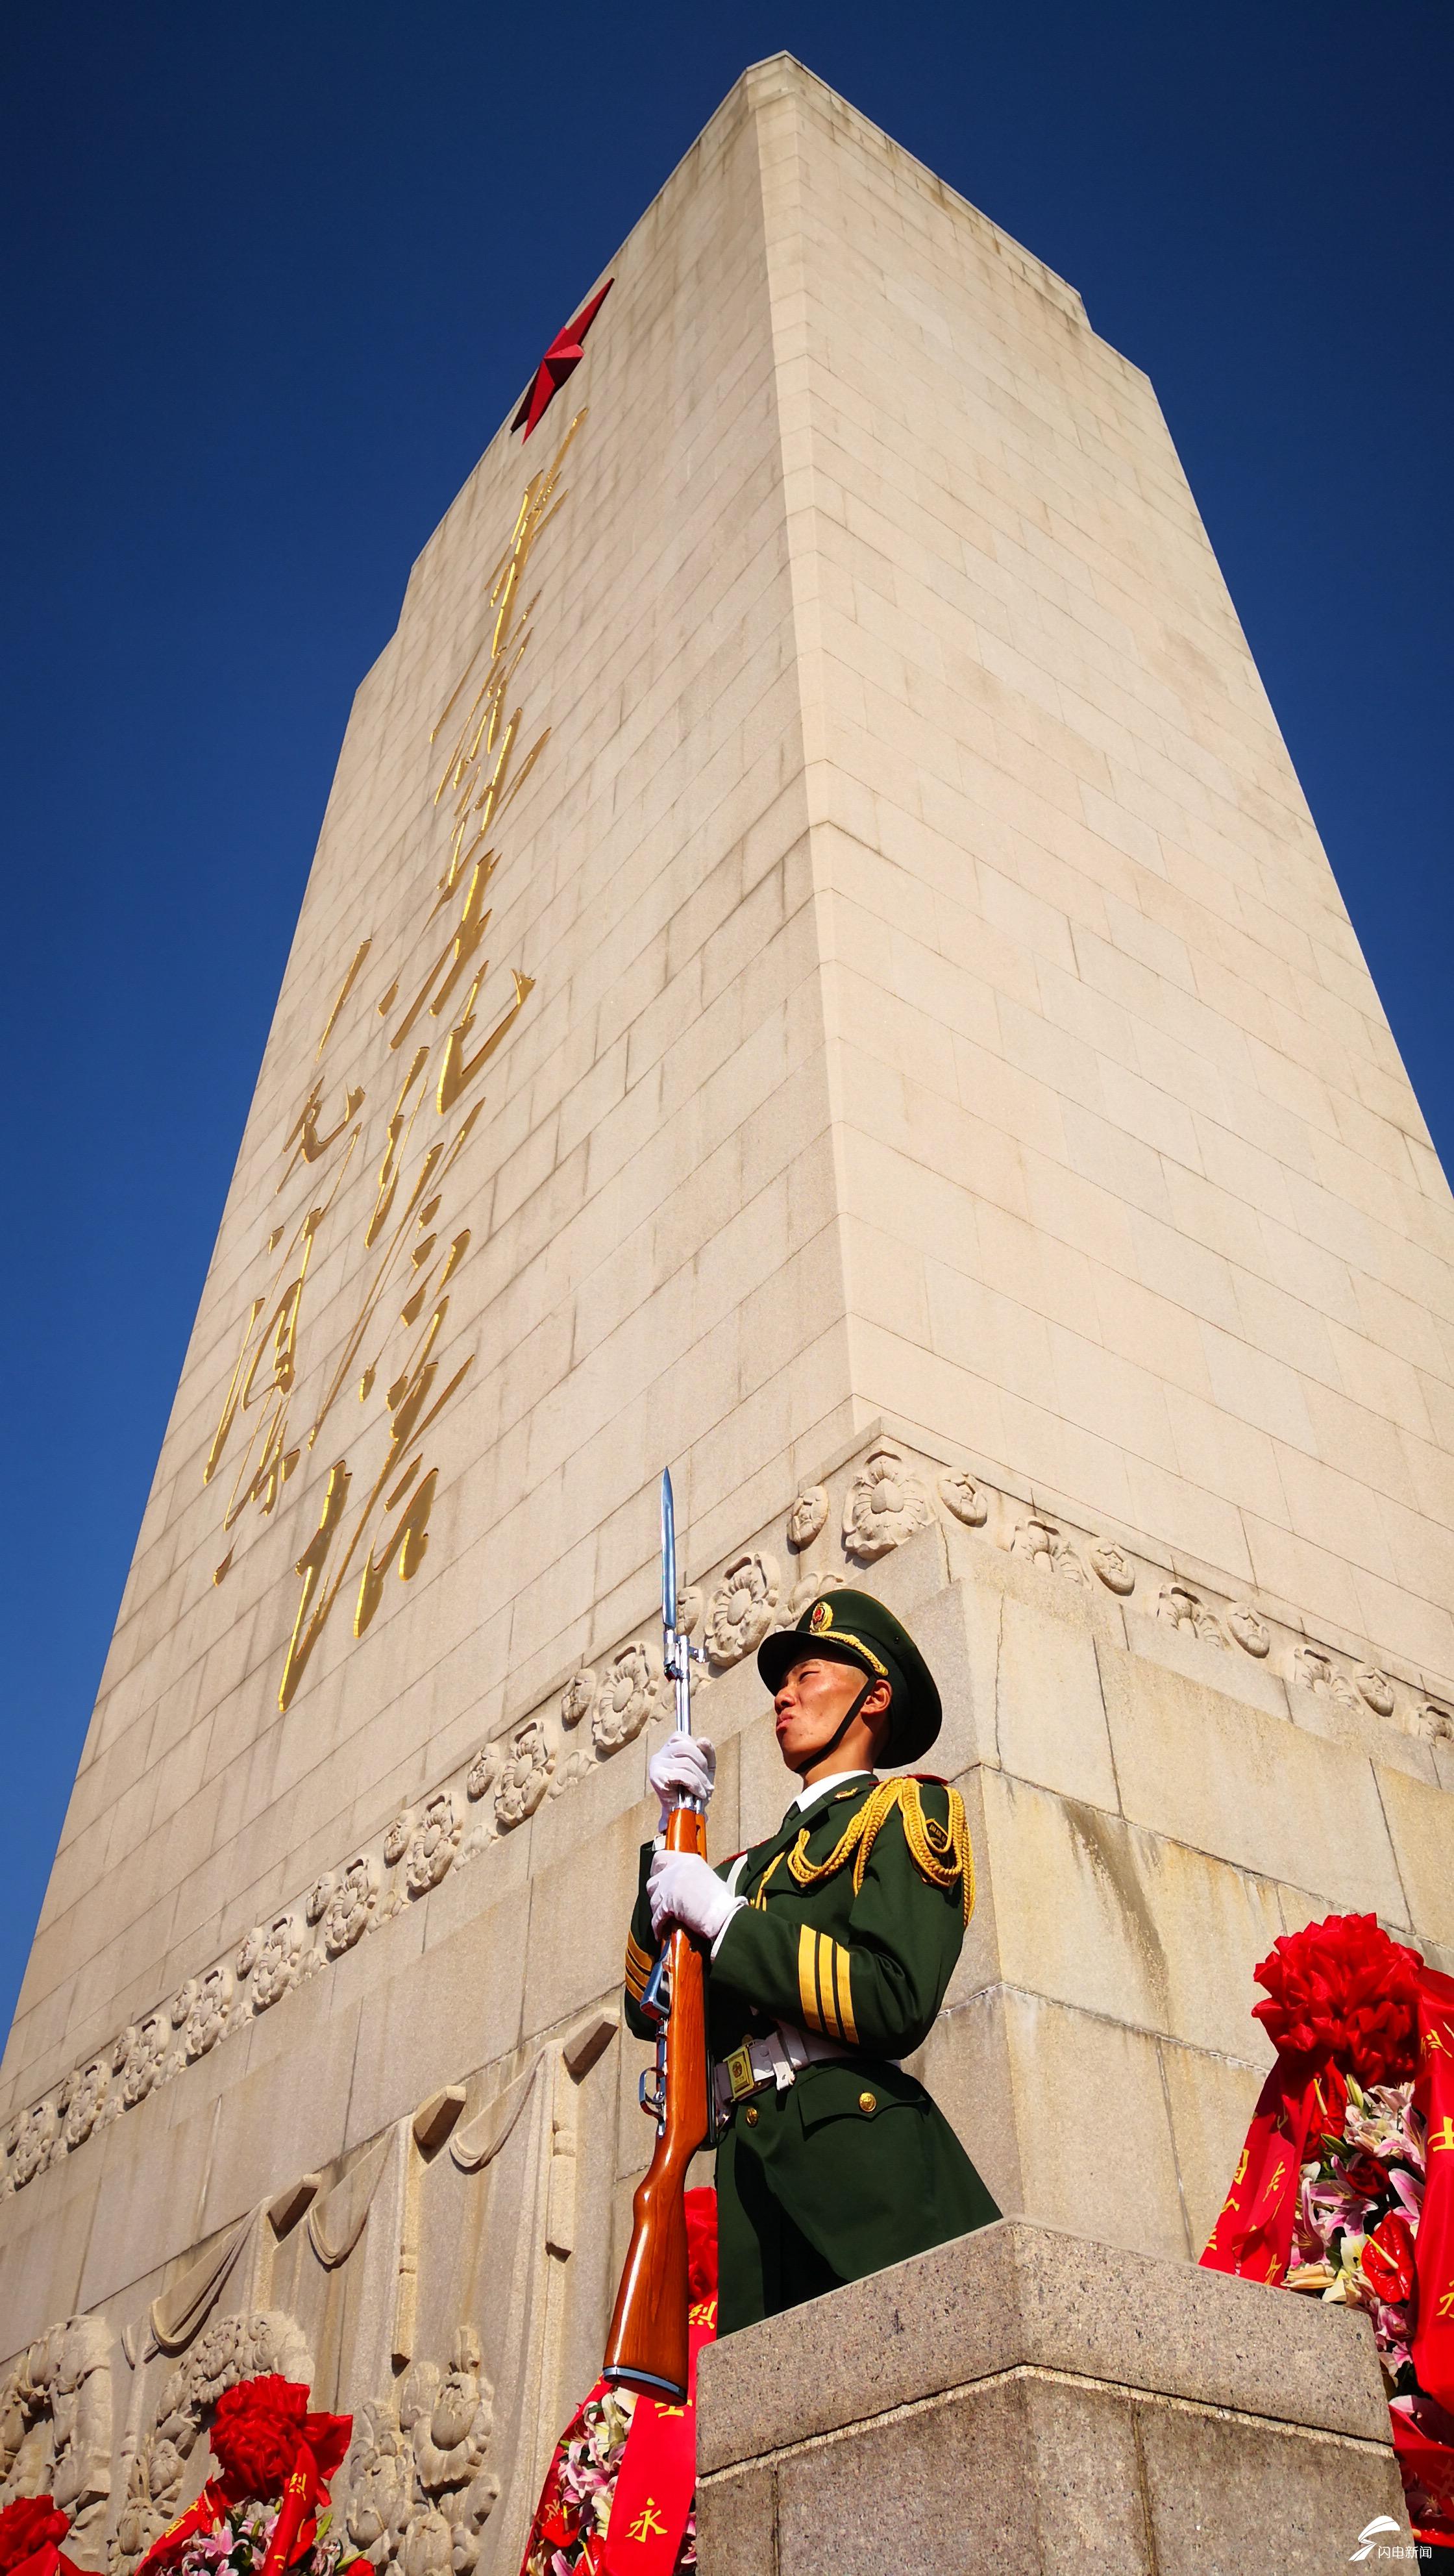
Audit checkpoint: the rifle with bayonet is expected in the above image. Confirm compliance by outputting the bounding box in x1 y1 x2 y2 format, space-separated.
602 1469 710 2401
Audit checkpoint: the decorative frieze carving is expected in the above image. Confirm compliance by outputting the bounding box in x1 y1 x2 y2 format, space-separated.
786 1487 828 1548
786 1570 844 1620
704 1554 780 1666
406 1796 460 1895
1089 1539 1135 1595
843 1447 932 1560
116 2015 169 2110
7 1431 1451 2193
558 1670 596 1729
60 2059 111 2153
251 1914 304 2013
1011 1515 1086 1585
938 1470 988 1529
1157 1585 1226 1647
591 1645 665 1753
1228 1604 1271 1657
494 1722 553 1826
324 1855 381 1955
112 2312 311 2575
464 1744 500 1803
345 2327 499 2575
0 2312 112 2548
182 1967 232 2062
6 2100 59 2192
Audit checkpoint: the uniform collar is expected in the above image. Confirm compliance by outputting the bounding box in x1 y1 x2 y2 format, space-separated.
783 1768 874 1826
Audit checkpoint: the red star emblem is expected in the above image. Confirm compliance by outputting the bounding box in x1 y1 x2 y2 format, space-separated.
511 279 613 440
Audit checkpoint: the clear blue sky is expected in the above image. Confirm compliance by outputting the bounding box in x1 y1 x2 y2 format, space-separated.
1 3 1449 2046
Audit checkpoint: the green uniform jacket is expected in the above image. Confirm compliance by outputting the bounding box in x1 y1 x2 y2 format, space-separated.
624 1773 1000 2333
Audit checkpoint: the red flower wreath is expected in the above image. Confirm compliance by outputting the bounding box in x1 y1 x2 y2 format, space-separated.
210 2378 349 2503
1251 1911 1422 2084
0 2499 78 2576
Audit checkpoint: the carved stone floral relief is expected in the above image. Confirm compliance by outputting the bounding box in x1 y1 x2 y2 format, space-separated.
1156 1585 1226 1647
843 1448 933 1561
786 1571 845 1621
558 1671 596 1731
785 1487 828 1549
345 2328 499 2576
1227 1604 1271 1657
406 1797 460 1896
0 2313 112 2549
182 1968 233 2063
937 1470 987 1530
251 1915 304 2014
1089 1539 1135 1596
112 2312 311 2576
591 1646 665 1755
324 1857 381 1957
1011 1517 1086 1585
384 1813 415 1870
5 2101 59 2193
115 2015 170 2111
703 1554 780 1666
60 2059 112 2154
494 1724 553 1827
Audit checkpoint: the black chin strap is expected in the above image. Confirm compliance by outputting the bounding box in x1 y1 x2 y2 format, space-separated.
815 1673 878 1766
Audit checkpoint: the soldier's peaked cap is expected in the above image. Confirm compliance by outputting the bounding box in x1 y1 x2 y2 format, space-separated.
756 1589 942 1766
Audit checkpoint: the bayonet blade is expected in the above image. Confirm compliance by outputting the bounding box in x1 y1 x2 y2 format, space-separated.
660 1467 678 1637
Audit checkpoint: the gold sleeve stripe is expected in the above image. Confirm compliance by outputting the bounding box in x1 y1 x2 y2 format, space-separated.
815 1932 835 2038
626 1933 653 1975
826 1937 858 2046
811 1931 833 2039
798 1924 824 2034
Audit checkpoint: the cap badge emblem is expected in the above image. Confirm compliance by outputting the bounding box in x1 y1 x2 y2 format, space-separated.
809 1600 833 1633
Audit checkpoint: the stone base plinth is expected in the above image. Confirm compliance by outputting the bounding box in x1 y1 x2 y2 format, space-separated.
695 2219 1412 2574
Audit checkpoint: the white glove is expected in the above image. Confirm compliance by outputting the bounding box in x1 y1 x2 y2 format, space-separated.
648 1849 743 1949
648 1734 715 1829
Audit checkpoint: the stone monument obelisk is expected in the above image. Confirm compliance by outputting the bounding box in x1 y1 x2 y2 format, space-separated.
3 55 1444 2570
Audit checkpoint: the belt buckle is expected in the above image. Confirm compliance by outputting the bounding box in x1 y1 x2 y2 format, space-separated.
724 2042 757 2104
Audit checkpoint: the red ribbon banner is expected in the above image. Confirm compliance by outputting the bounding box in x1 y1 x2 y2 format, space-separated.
599 2294 717 2576
1413 1965 1454 2417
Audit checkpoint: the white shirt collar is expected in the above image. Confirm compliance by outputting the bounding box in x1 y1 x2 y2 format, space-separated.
790 1768 872 1814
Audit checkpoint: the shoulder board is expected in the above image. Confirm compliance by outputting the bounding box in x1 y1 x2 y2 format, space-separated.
907 1772 948 1786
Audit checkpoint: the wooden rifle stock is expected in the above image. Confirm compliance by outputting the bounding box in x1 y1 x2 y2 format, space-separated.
602 1802 710 2399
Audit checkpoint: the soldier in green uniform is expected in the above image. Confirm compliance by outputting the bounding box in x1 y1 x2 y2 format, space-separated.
622 1589 1000 2334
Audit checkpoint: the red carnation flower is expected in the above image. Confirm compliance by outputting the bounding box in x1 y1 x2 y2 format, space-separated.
0 2501 70 2576
210 2377 310 2500
1251 1913 1422 2085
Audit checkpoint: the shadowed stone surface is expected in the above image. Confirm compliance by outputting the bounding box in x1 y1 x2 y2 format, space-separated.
696 2220 1411 2575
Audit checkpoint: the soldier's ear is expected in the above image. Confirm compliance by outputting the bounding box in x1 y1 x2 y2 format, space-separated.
861 1678 893 1731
